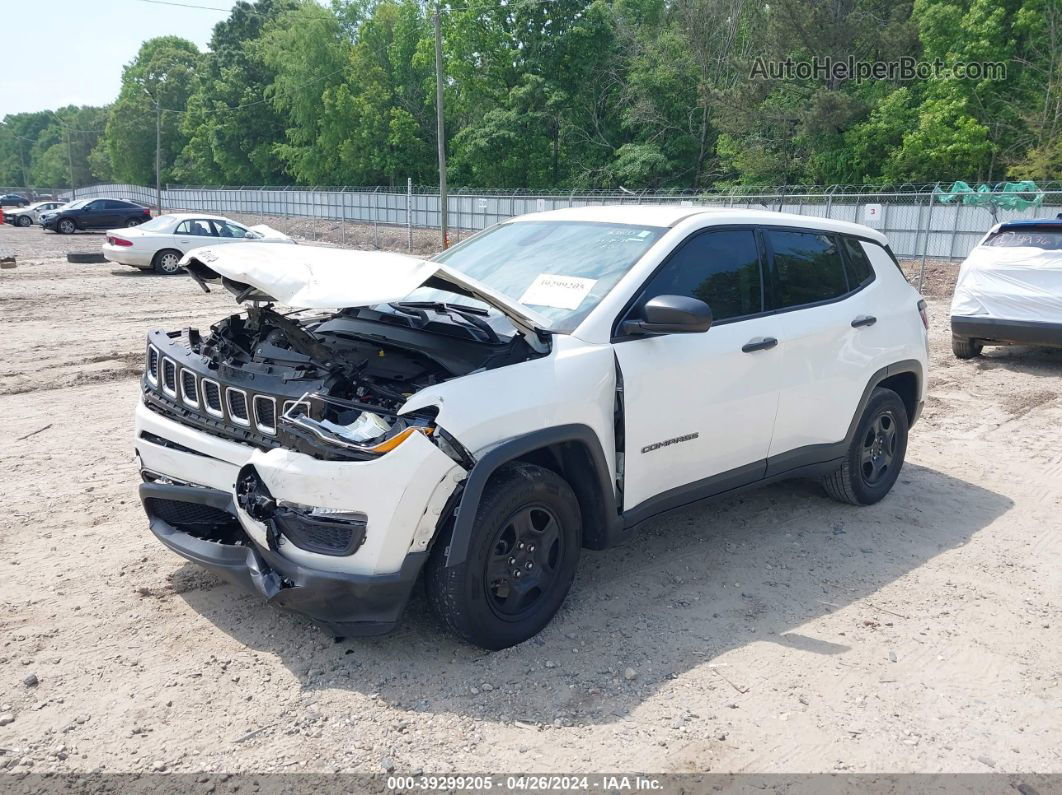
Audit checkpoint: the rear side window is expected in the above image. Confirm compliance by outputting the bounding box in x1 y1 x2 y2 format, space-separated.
841 237 875 287
176 219 216 236
765 229 848 309
636 229 763 322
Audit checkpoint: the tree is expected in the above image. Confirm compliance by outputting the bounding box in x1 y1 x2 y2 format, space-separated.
175 0 300 184
99 36 201 185
256 1 352 183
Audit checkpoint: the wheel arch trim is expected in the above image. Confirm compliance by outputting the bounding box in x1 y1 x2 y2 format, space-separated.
846 359 923 442
444 424 620 568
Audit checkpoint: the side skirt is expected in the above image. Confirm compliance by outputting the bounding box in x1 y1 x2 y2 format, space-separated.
620 447 843 531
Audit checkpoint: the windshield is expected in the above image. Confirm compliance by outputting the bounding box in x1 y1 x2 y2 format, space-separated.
138 214 178 232
984 227 1062 250
421 221 667 332
64 199 89 210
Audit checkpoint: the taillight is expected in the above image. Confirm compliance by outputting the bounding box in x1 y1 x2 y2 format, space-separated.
917 299 929 330
109 236 133 247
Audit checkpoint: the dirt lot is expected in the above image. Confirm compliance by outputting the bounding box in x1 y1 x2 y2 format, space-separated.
0 222 1060 776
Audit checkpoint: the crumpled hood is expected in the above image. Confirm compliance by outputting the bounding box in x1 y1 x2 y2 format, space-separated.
179 242 553 338
951 244 1062 322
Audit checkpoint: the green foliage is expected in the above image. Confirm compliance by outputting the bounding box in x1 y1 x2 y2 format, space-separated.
6 0 1058 190
0 106 111 188
100 36 201 185
174 0 300 184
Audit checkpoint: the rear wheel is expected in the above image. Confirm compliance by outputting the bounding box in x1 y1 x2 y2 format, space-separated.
822 387 909 506
426 462 581 649
125 217 142 227
951 335 983 359
152 249 182 275
16 215 32 227
57 218 77 234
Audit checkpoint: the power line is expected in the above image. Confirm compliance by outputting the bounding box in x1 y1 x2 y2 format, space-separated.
132 0 231 11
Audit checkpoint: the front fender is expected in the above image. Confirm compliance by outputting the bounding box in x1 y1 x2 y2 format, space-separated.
444 424 620 567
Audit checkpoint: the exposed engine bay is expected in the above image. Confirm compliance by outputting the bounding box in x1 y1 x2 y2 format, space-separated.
142 301 542 462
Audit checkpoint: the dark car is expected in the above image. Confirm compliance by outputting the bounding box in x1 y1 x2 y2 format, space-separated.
41 198 152 234
1 193 29 207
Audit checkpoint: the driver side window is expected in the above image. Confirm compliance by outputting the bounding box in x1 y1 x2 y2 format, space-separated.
635 229 764 322
211 220 248 238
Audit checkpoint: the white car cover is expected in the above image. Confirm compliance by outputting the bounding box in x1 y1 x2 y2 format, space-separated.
951 240 1062 323
246 224 291 241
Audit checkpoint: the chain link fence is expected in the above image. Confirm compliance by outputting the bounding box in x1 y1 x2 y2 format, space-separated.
5 182 1060 261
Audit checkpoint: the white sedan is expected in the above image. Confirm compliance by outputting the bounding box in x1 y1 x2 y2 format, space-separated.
3 200 66 227
101 212 294 274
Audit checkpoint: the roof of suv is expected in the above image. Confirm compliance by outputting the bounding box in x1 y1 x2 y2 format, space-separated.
516 204 889 244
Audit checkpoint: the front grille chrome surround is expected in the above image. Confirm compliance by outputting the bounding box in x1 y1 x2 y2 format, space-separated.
202 379 223 418
180 369 199 408
226 387 250 426
146 346 159 386
161 358 177 397
253 395 277 434
282 400 311 418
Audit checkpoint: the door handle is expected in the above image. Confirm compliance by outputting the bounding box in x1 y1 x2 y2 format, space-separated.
851 314 877 328
742 336 778 353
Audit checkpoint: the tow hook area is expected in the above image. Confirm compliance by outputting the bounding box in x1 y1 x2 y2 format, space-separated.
236 465 368 557
236 466 281 549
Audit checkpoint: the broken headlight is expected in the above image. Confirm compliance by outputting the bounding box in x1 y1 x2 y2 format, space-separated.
280 393 435 456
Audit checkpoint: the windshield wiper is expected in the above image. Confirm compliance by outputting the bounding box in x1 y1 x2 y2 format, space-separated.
390 301 499 343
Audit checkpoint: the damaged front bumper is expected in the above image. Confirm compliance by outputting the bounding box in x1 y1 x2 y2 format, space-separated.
135 400 466 635
141 481 426 635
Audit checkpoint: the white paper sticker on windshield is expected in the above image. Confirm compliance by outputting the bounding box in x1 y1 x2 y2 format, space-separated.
519 274 597 310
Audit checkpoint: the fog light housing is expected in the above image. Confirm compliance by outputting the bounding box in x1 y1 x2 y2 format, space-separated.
237 465 367 557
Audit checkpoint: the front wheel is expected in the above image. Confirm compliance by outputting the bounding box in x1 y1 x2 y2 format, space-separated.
57 218 77 234
822 387 909 506
16 215 32 227
152 249 183 275
426 462 582 649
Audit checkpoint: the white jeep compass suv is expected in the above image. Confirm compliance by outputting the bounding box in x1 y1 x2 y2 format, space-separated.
135 206 928 649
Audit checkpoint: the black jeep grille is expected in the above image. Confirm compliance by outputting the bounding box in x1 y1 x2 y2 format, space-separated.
227 390 249 422
254 395 276 431
203 381 222 412
162 359 176 393
180 370 198 405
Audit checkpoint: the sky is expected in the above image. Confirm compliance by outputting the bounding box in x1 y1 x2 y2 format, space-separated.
1 0 244 117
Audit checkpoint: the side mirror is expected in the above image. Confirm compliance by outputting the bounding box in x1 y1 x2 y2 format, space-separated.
622 295 713 336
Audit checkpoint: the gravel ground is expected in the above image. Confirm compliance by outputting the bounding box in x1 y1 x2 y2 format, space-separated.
0 222 1060 776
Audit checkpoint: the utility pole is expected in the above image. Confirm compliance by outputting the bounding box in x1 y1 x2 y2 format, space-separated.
154 98 162 214
433 1 449 249
64 127 76 199
142 84 163 214
17 139 28 192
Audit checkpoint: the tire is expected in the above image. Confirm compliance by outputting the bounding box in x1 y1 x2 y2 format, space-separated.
152 249 183 275
125 217 142 227
67 251 107 264
951 335 982 359
822 387 909 506
16 215 32 227
56 218 77 235
426 462 582 650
